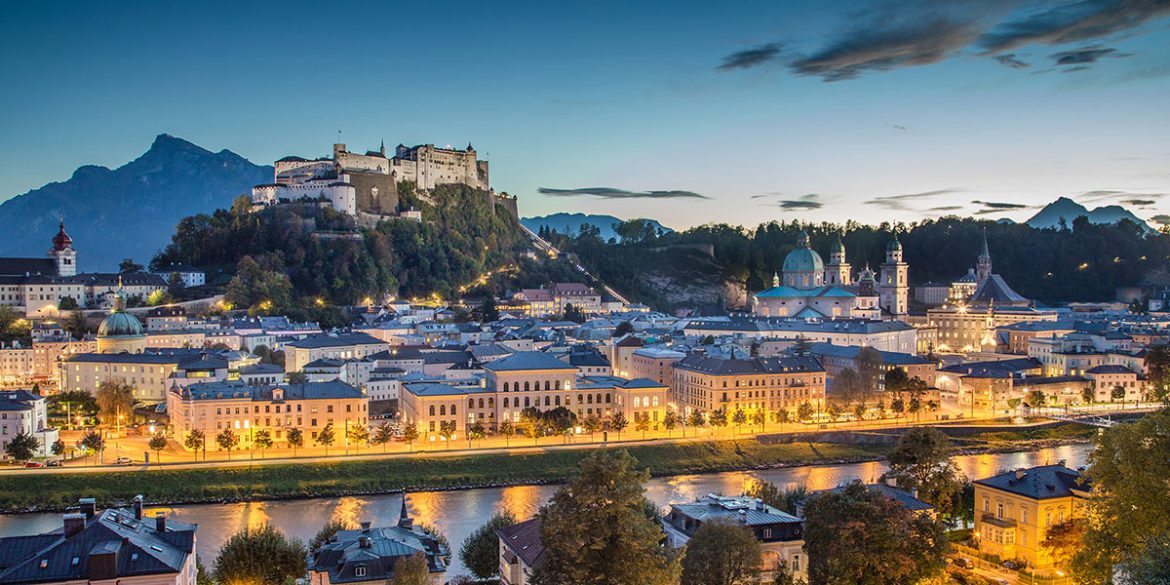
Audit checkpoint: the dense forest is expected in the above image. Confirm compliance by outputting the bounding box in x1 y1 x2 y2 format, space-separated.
546 216 1169 307
151 183 579 316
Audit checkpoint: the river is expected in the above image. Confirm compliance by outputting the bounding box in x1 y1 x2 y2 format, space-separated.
0 444 1090 578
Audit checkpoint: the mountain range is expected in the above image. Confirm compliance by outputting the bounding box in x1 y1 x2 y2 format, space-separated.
0 134 270 271
521 212 672 241
1025 196 1152 232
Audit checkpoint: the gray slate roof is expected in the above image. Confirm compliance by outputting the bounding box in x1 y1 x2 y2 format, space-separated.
483 351 577 372
974 464 1090 500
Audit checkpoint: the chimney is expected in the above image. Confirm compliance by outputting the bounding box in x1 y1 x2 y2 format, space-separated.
886 476 898 488
155 512 166 533
133 495 143 520
63 513 86 537
1015 469 1026 481
79 498 97 519
911 488 919 499
358 536 371 549
361 521 371 533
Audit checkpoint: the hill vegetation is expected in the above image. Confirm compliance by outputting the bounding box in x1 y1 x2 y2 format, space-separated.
548 215 1169 309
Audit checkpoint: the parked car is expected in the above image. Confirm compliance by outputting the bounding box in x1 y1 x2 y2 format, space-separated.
22 461 44 468
1002 560 1019 570
952 557 974 569
45 459 63 467
114 456 134 465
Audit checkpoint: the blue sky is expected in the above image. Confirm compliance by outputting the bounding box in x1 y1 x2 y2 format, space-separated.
2 0 1169 228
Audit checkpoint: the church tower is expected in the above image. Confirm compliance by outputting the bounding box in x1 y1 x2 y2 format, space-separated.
975 228 992 283
48 221 77 276
825 231 851 286
879 234 909 317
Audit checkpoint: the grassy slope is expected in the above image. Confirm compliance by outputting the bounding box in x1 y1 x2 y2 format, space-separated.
0 440 887 512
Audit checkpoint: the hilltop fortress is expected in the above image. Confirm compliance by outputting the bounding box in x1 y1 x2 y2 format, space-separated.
252 141 515 219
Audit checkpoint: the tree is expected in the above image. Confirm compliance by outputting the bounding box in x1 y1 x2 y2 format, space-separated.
532 450 679 585
853 403 866 426
119 258 144 273
562 303 585 323
1118 534 1170 585
1081 386 1095 406
478 297 500 323
459 511 517 580
635 414 651 439
167 272 186 297
832 368 862 406
346 423 369 451
907 396 922 421
94 380 135 426
286 371 308 384
316 422 336 454
891 397 905 418
496 421 512 447
79 430 104 461
751 409 766 432
1026 389 1047 410
610 412 629 440
884 367 911 395
1143 344 1170 404
216 429 239 459
663 409 678 437
1073 408 1170 583
732 408 748 434
1042 518 1087 570
184 429 205 460
438 421 456 446
390 553 431 585
746 480 808 515
797 401 814 422
253 429 273 458
884 428 962 519
680 519 762 585
286 428 303 456
372 422 394 453
309 519 350 551
148 432 168 463
1112 384 1127 406
58 296 79 310
4 431 39 461
856 346 883 405
51 438 66 457
689 410 706 430
826 402 841 422
614 320 634 337
213 524 307 585
710 409 729 433
804 481 948 585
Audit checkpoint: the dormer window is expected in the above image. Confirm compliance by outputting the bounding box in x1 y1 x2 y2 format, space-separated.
355 565 367 577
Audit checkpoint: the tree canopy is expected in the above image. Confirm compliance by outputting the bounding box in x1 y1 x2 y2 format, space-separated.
213 524 307 585
679 519 762 585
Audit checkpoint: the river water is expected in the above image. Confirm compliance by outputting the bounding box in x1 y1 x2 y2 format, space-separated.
0 444 1090 578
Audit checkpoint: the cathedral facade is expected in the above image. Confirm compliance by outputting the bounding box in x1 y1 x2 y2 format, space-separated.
751 231 908 320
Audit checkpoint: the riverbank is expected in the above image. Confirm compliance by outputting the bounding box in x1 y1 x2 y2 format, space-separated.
0 424 1097 513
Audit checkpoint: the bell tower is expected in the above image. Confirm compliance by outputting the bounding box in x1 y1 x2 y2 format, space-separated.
825 231 851 286
879 234 909 317
49 221 77 276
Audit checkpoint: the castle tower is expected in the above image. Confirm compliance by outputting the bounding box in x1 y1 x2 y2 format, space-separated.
976 228 992 283
825 231 851 286
879 234 909 317
49 221 77 277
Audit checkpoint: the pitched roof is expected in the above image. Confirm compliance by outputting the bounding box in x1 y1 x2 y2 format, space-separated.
483 351 577 372
497 519 545 569
974 465 1090 500
970 274 1031 306
674 354 824 375
670 494 802 527
286 332 386 349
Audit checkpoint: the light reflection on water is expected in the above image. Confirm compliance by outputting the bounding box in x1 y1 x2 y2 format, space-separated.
0 444 1090 577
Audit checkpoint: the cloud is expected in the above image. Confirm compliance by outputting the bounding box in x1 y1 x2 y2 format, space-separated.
538 187 709 199
1123 198 1158 206
789 17 983 81
995 53 1031 68
778 194 823 211
866 188 962 211
978 0 1170 53
1079 189 1166 202
716 43 783 71
888 123 909 131
750 191 785 199
718 0 1170 81
1151 214 1170 225
1051 46 1123 65
928 205 965 212
974 200 1033 214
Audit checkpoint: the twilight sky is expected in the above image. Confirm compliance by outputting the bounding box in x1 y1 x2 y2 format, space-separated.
2 0 1169 229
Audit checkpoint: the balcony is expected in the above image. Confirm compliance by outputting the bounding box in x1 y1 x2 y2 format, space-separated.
981 513 1017 529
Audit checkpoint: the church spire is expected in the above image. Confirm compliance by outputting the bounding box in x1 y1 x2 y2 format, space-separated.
398 492 413 529
976 228 992 282
772 271 780 288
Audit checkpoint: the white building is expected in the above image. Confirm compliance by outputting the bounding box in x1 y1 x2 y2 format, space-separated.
0 390 58 458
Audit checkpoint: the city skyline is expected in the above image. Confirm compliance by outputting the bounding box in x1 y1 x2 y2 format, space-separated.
2 0 1170 229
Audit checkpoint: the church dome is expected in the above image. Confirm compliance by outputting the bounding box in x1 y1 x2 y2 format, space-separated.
98 311 143 338
783 231 824 273
886 236 902 252
52 222 73 251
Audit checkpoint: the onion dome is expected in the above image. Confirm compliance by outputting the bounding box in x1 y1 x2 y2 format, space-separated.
886 235 903 252
52 221 73 251
830 232 845 255
783 230 825 273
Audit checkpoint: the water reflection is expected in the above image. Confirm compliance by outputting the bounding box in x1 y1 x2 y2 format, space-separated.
0 444 1091 578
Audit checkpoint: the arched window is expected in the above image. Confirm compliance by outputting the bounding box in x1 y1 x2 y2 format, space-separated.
652 396 660 407
503 382 510 392
504 397 510 408
478 398 484 408
578 394 584 403
440 405 447 416
633 397 641 408
587 394 593 404
544 396 551 406
469 399 475 408
524 397 531 407
596 393 603 404
524 381 530 391
489 398 495 407
555 380 562 390
429 405 435 416
555 395 561 406
545 381 551 390
451 405 457 416
605 394 612 404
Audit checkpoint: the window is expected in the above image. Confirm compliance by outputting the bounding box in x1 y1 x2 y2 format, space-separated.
355 566 366 578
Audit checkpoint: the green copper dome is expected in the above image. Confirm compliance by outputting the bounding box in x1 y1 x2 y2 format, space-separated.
98 311 144 338
886 236 903 252
783 231 825 274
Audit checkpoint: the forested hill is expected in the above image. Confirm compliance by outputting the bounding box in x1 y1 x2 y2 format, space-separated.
549 216 1169 308
151 183 579 319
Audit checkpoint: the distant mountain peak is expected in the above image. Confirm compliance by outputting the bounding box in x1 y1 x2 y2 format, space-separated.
1026 196 1151 232
521 212 672 241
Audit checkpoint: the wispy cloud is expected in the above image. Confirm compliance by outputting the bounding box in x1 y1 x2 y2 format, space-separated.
538 187 709 199
1123 198 1158 206
974 200 1033 214
717 43 783 71
995 53 1031 68
717 0 1170 81
750 191 785 199
866 188 962 211
928 205 965 212
1079 189 1166 202
888 123 909 131
778 194 823 211
1150 214 1170 225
